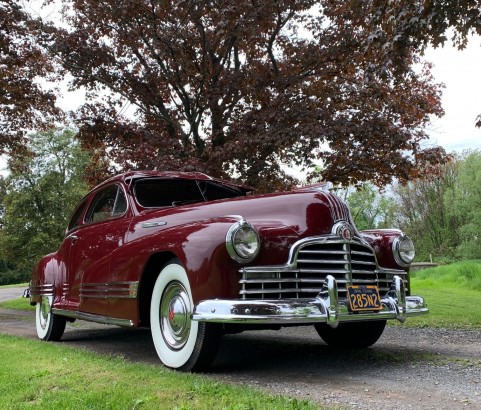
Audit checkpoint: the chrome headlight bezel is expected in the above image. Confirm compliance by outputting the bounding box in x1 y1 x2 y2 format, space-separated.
392 235 415 267
226 220 260 263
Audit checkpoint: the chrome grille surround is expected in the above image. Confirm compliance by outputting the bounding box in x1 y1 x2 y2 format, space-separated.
239 235 407 300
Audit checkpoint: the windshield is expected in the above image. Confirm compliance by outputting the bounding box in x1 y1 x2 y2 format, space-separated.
133 178 245 208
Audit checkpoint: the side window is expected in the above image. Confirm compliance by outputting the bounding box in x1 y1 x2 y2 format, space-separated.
67 198 88 232
86 185 127 223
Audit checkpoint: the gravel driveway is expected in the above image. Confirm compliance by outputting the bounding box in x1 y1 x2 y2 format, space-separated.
1 287 480 409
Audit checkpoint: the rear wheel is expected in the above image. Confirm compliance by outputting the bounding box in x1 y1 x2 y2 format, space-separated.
314 320 386 348
35 295 66 341
150 260 221 372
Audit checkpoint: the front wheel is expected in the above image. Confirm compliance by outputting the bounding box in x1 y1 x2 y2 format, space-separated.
314 320 386 348
35 295 66 341
150 260 221 372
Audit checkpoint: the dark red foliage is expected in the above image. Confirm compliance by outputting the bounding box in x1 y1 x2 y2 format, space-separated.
11 1 467 189
0 1 61 158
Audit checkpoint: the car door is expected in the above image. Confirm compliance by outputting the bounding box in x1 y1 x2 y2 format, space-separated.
67 183 131 316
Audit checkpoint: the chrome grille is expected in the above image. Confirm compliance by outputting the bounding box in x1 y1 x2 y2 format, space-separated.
239 239 403 300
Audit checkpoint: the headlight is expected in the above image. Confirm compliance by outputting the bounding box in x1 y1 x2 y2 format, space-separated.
393 235 415 266
226 220 260 263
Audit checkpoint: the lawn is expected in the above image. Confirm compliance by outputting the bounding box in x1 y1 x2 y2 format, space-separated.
401 260 481 329
0 296 35 311
0 334 319 410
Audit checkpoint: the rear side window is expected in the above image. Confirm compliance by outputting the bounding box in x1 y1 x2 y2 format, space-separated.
86 185 128 223
67 198 88 232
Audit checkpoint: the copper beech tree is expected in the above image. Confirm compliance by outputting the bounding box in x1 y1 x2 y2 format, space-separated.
18 0 472 190
0 0 60 160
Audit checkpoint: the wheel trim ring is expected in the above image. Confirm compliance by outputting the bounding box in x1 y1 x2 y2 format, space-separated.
160 282 191 351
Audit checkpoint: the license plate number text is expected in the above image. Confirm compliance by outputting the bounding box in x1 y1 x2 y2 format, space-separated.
347 285 382 312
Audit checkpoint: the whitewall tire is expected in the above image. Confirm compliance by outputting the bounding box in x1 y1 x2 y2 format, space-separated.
150 260 221 372
35 295 66 341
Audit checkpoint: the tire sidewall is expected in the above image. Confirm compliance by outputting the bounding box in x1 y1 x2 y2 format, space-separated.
36 296 53 340
150 261 199 369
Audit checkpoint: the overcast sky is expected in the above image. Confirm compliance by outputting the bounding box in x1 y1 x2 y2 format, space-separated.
422 37 481 153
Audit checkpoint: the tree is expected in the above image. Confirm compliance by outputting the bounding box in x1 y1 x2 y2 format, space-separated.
341 184 397 231
348 0 481 127
451 151 481 258
0 129 88 277
0 0 61 157
393 158 461 261
44 0 446 190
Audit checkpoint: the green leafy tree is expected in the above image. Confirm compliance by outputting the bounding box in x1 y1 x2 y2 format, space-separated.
451 151 481 259
0 129 89 280
393 158 461 262
340 184 397 230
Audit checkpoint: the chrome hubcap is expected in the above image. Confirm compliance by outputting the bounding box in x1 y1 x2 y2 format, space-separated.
39 296 51 330
160 282 191 350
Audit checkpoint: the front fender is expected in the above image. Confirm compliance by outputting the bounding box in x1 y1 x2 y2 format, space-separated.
110 216 245 304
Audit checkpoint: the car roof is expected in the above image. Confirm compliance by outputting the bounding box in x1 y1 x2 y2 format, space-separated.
94 171 253 193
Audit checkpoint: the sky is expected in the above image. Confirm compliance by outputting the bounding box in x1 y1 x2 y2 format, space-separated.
1 33 480 176
422 38 481 153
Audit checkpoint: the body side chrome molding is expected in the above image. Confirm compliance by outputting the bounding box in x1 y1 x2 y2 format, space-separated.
141 221 167 228
51 308 135 327
80 281 139 300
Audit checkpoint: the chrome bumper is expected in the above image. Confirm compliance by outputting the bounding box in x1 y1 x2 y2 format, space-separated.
192 275 428 328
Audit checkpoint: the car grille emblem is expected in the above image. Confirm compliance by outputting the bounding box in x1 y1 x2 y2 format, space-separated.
341 225 353 241
332 221 354 242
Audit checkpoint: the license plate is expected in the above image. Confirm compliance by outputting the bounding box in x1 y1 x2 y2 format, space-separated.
347 285 382 312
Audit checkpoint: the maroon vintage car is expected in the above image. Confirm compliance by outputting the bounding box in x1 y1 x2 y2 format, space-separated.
30 171 428 371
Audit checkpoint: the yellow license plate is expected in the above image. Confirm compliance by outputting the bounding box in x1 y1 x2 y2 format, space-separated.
347 285 382 312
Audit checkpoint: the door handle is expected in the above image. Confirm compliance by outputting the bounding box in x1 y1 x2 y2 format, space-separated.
70 235 79 242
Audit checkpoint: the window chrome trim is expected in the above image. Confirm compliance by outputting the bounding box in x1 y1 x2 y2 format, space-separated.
84 183 129 225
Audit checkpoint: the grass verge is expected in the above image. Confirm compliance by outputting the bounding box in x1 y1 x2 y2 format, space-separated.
0 334 319 410
0 297 35 311
397 260 481 329
0 283 28 289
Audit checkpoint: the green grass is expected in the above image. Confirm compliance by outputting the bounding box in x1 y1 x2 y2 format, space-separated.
0 297 35 311
411 260 481 290
400 260 481 329
0 283 28 289
0 334 320 410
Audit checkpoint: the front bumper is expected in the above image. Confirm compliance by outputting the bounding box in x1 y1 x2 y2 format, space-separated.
192 275 428 327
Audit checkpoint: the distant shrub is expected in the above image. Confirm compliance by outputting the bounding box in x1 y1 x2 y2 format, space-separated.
0 270 30 286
